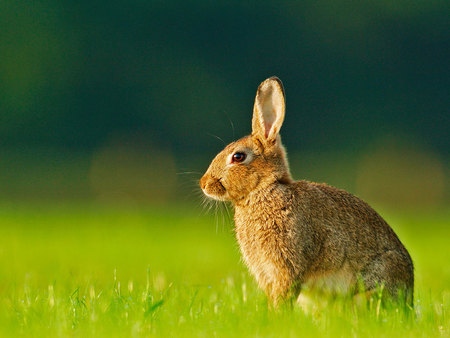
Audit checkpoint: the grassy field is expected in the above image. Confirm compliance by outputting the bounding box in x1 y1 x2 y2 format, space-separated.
0 202 448 337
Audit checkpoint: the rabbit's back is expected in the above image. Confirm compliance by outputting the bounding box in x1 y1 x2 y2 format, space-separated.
301 181 414 299
297 181 413 274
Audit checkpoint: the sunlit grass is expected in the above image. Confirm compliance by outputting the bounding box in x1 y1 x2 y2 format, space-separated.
0 202 448 337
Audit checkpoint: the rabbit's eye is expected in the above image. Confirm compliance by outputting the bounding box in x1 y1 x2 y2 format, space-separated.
232 152 246 163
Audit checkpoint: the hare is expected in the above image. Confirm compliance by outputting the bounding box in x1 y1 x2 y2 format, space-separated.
200 77 414 306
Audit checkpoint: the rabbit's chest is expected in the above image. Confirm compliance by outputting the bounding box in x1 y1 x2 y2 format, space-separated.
234 219 290 285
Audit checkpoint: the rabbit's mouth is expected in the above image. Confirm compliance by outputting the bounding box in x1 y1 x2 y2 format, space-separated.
200 177 227 201
203 190 227 201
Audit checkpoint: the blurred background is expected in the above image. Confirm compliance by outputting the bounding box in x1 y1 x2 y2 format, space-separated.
0 0 448 209
0 5 449 332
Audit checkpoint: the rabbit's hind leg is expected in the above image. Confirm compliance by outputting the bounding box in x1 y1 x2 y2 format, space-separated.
360 250 414 305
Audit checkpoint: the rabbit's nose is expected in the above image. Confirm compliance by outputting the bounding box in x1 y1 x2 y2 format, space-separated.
199 176 208 190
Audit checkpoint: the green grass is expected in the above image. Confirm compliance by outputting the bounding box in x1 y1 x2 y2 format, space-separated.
0 202 448 337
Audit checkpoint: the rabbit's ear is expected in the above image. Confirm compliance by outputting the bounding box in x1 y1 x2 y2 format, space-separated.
252 77 285 143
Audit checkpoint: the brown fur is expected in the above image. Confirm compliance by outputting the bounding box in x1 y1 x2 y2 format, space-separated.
200 77 414 306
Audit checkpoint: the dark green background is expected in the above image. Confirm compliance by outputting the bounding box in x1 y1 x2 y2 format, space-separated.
0 1 448 206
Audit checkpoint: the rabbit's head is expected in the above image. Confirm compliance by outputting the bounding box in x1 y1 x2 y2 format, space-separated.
200 77 292 203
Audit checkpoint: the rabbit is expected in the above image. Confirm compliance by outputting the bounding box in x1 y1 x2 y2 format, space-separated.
199 77 414 306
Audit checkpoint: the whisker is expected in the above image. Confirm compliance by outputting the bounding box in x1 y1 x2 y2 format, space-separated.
176 171 202 176
225 113 235 140
206 133 226 146
206 198 215 213
223 202 233 226
221 203 226 233
215 201 219 234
